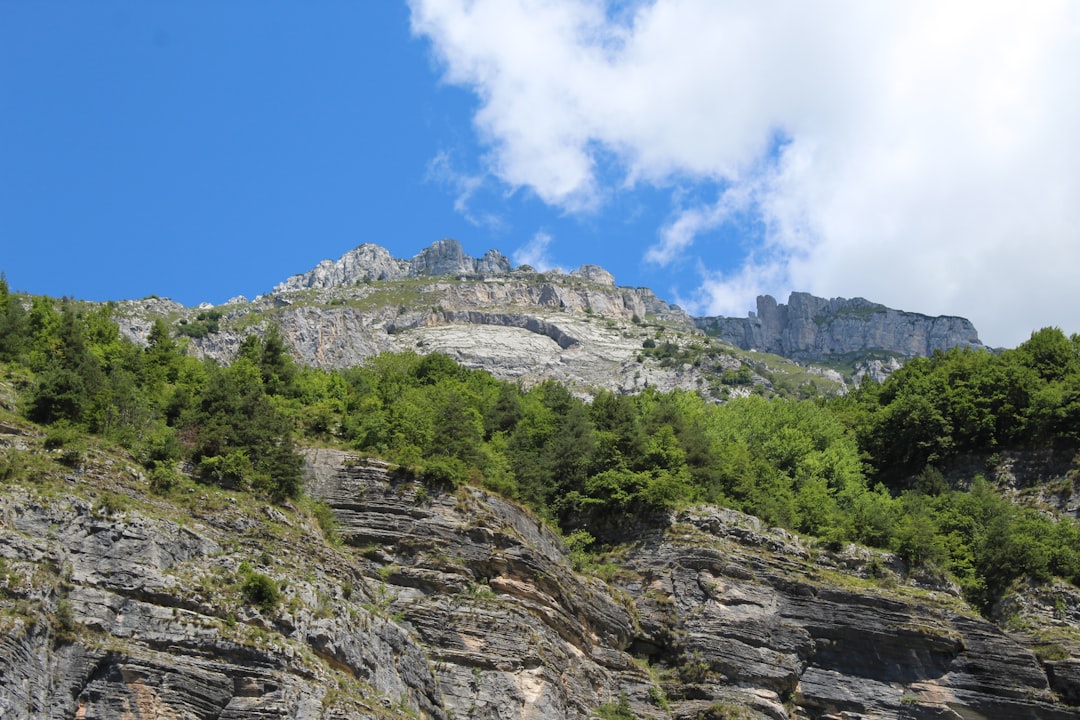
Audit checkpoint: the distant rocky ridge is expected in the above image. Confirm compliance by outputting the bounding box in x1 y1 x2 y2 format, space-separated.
697 292 984 362
273 239 616 293
113 240 985 395
274 239 982 365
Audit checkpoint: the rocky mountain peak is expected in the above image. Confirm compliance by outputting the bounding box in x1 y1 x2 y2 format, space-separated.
273 243 409 292
569 264 615 286
697 292 984 362
274 239 518 293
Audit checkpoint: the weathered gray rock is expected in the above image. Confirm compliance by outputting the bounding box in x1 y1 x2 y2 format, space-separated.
4 436 1080 720
570 264 615 286
615 508 1078 719
475 248 513 276
697 292 984 361
0 475 445 720
410 238 477 277
163 271 704 396
274 242 411 292
301 452 1080 719
275 240 515 294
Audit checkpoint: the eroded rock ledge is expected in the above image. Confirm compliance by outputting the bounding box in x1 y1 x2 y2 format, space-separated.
4 444 1077 719
305 450 1080 719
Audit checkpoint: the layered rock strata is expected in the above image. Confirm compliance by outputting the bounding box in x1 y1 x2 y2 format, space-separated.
2 436 1079 718
304 450 1080 719
697 292 984 361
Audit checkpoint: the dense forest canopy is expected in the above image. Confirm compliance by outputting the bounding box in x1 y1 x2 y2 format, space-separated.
2 275 1079 612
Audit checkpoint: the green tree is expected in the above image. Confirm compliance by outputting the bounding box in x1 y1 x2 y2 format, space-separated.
0 274 28 361
187 357 303 501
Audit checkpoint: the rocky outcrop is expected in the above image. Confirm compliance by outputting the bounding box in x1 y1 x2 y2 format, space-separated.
274 243 411 291
303 451 1080 719
569 264 615 286
111 243 986 396
274 239 634 296
166 270 703 395
274 239 514 292
0 488 444 719
3 426 1079 719
697 292 984 361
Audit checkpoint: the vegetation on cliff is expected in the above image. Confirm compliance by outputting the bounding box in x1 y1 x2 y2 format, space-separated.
2 275 1080 615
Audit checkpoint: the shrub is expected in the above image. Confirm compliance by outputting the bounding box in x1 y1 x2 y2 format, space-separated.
422 456 468 490
198 451 252 489
311 501 340 544
44 423 80 450
148 464 182 494
594 693 634 720
241 572 280 611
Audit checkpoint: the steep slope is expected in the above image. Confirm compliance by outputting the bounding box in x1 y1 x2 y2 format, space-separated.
110 240 985 396
5 416 1079 719
115 240 812 397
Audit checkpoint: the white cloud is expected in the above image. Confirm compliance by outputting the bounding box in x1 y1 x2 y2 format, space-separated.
425 150 507 231
512 231 563 272
410 0 1080 347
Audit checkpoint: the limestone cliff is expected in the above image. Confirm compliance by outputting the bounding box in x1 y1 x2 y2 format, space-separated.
3 421 1080 718
112 241 986 396
273 239 515 292
117 240 719 396
696 293 984 362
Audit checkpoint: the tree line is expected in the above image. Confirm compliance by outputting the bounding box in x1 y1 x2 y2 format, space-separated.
2 276 1079 612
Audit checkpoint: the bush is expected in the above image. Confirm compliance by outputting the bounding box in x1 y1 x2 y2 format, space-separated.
198 451 252 489
594 693 634 720
44 422 80 450
148 464 182 494
422 456 468 490
241 571 280 611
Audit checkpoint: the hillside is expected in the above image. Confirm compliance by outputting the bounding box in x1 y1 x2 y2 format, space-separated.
109 239 983 397
3 252 1080 718
4 423 1080 719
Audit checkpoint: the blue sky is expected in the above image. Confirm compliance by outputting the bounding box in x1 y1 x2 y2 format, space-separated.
0 3 709 308
2 2 1078 348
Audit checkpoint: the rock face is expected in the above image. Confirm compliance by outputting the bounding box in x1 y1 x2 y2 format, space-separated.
111 241 987 396
150 242 704 394
0 487 445 719
303 451 1080 718
274 239 514 292
274 242 411 291
697 292 984 361
3 428 1079 719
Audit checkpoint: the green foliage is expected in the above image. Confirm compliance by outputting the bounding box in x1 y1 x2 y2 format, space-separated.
176 309 223 338
0 274 28 362
311 501 340 544
851 329 1080 482
5 286 1080 620
563 530 596 571
187 353 304 501
594 693 634 720
421 456 469 490
148 464 182 494
240 570 281 611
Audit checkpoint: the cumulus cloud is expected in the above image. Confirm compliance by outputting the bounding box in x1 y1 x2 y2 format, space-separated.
410 0 1080 346
512 231 563 272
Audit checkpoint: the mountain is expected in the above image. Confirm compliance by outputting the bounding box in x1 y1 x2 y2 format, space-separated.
697 293 984 362
113 239 984 396
3 245 1080 718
